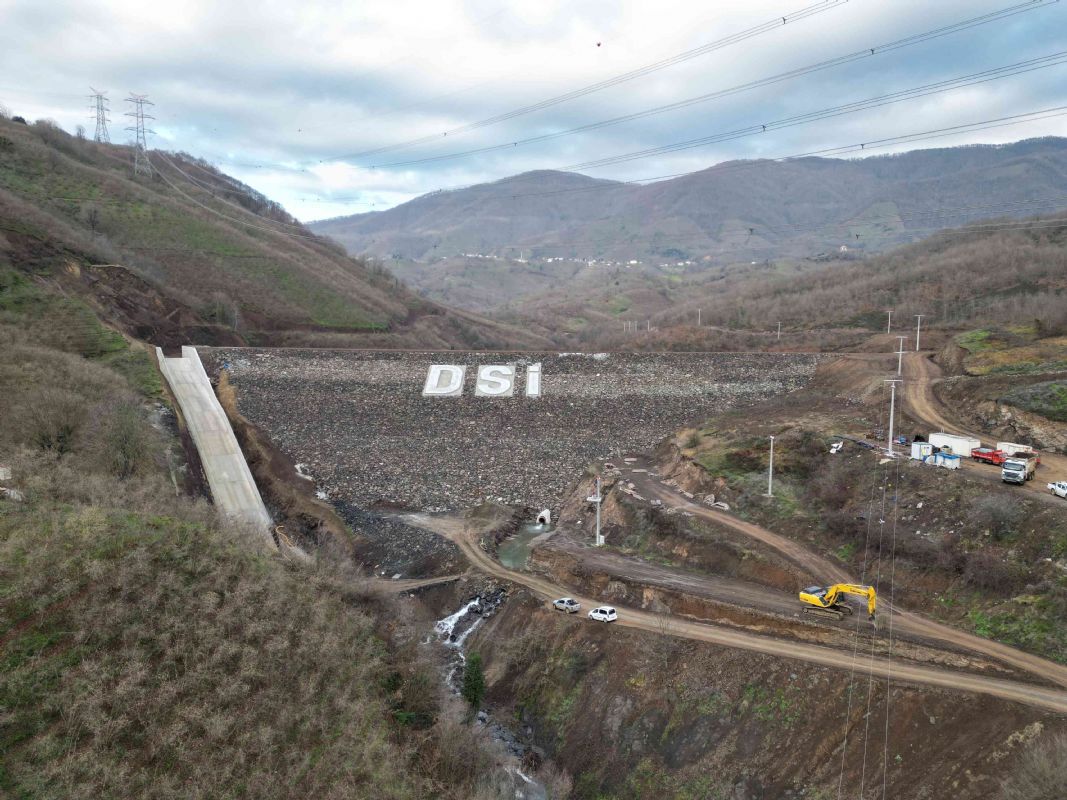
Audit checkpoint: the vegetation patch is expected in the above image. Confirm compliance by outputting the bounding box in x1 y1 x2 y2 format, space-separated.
956 326 1067 376
1001 380 1067 422
968 588 1067 665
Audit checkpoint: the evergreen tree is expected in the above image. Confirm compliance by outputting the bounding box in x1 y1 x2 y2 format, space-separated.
461 652 485 710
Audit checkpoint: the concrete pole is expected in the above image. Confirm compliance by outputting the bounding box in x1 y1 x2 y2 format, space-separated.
914 315 924 351
887 310 892 333
886 379 902 455
697 308 701 326
777 322 782 341
768 439 776 494
896 336 907 375
594 476 602 546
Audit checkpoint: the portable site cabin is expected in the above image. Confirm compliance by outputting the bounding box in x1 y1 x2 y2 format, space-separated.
928 432 981 457
911 442 934 462
934 452 961 470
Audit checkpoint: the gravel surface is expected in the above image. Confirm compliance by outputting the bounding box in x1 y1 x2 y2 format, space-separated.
203 349 821 510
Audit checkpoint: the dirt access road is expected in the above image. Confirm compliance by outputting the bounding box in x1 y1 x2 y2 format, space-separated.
900 351 1067 504
400 512 1067 713
629 468 1067 692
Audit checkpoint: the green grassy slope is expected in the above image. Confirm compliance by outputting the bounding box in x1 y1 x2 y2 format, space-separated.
0 116 547 349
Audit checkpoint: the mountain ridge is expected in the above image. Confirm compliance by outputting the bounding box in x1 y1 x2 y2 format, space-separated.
311 137 1067 265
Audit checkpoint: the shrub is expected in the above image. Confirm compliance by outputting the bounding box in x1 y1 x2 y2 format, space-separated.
22 387 87 454
1001 732 1067 800
964 548 1020 594
91 400 157 479
970 495 1022 540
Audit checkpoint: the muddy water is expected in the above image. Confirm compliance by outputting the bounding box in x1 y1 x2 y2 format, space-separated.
498 523 550 570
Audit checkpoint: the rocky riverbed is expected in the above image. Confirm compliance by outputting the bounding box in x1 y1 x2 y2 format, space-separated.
203 348 821 510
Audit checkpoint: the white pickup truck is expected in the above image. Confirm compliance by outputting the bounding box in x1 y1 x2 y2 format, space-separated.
1049 481 1067 499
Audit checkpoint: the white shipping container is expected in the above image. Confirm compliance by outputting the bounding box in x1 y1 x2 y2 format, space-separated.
928 432 981 456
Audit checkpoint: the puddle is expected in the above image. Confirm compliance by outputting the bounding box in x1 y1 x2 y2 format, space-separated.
498 522 551 570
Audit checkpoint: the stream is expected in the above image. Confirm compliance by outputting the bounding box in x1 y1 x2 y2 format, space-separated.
434 592 547 800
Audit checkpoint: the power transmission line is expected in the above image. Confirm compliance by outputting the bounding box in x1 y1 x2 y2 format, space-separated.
124 93 154 177
150 152 321 239
560 51 1067 172
89 87 110 143
369 3 1063 170
322 0 851 163
500 104 1067 200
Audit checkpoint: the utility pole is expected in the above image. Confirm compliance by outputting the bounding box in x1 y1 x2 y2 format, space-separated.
89 88 110 143
885 379 902 455
895 336 907 375
587 476 603 546
777 321 782 341
697 308 701 327
124 93 154 177
914 314 924 351
765 435 775 497
887 310 892 333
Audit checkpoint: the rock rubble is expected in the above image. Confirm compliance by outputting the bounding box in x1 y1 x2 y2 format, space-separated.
203 348 821 510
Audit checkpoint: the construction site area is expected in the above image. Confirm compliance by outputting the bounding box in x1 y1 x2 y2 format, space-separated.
196 337 1067 798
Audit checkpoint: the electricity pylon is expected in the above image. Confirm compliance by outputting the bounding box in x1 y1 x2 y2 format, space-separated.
89 88 110 143
124 93 154 177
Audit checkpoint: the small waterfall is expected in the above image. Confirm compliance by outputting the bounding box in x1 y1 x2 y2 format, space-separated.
434 599 480 642
432 594 547 799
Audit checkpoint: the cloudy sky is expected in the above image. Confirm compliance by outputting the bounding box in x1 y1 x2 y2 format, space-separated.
2 0 1066 221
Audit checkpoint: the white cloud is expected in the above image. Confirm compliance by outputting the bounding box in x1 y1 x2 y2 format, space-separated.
2 0 1065 220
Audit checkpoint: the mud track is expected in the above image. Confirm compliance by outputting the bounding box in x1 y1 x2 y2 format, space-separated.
629 469 1067 691
898 351 1067 507
399 513 1067 713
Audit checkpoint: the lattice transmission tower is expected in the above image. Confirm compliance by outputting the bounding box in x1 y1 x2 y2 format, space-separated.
88 88 111 143
124 93 154 177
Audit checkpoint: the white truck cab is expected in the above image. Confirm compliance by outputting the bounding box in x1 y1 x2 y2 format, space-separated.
1002 456 1036 484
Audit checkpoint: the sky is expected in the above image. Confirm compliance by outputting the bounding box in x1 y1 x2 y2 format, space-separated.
2 0 1066 221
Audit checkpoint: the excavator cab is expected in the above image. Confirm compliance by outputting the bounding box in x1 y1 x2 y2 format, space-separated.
799 583 876 622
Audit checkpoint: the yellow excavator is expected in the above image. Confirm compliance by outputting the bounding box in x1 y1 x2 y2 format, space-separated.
799 583 876 621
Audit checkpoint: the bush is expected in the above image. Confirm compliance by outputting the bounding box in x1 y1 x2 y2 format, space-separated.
90 400 157 479
1001 732 1067 800
21 387 86 454
964 548 1020 594
970 495 1022 540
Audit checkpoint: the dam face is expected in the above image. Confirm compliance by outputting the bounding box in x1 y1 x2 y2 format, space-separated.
203 349 821 511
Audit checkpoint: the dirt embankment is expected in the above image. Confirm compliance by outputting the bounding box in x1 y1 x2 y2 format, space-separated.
554 469 800 593
936 372 1067 454
468 591 1065 799
214 370 360 554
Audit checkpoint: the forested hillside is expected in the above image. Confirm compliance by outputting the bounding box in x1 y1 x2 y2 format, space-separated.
495 210 1067 351
313 138 1067 266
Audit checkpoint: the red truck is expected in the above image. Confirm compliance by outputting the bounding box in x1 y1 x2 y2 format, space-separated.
971 447 1008 466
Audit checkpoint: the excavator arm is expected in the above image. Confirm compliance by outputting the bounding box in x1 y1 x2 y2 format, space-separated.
799 583 876 621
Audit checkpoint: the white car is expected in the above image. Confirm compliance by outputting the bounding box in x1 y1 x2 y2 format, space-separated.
1049 481 1067 499
588 606 618 623
553 597 581 613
